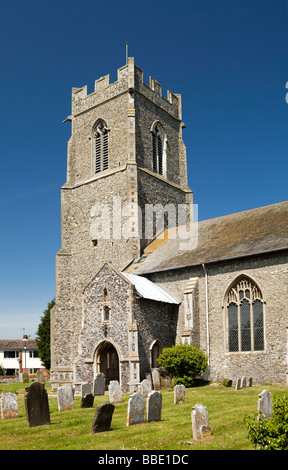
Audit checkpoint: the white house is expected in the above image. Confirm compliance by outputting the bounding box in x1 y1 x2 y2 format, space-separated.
0 336 44 375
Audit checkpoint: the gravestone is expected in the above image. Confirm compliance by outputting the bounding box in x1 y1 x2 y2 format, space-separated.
248 377 253 387
81 382 91 397
240 376 246 388
21 372 29 383
91 401 115 434
93 373 106 396
191 403 211 440
140 379 152 397
24 382 50 427
57 385 74 412
174 384 185 404
226 379 232 387
257 390 272 419
152 370 161 391
235 378 241 390
146 390 162 422
1 392 19 420
36 369 45 382
108 380 122 403
81 393 94 409
127 392 145 426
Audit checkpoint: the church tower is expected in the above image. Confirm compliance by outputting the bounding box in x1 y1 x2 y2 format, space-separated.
50 58 193 389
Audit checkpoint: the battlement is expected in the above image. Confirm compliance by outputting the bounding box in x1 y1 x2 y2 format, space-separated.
71 58 181 120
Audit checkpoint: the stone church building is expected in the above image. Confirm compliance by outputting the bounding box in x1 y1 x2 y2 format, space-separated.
50 58 288 393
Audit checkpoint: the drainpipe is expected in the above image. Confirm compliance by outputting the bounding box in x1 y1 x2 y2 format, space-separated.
202 264 210 366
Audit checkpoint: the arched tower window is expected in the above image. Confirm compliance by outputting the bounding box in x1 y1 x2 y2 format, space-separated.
226 277 264 352
151 122 166 176
93 120 109 174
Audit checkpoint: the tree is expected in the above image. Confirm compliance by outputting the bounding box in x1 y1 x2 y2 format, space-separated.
36 299 55 370
156 343 208 387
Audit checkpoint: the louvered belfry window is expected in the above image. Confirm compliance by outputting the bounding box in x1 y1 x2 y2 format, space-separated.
227 278 264 352
152 124 164 175
94 121 109 173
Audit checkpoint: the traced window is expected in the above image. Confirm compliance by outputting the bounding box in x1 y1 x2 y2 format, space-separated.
226 277 264 352
93 120 109 173
151 122 166 176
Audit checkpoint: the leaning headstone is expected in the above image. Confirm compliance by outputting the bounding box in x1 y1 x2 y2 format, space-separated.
1 392 19 420
93 373 106 396
57 385 74 412
36 369 45 382
81 382 91 397
174 384 185 404
24 382 50 427
152 370 161 391
140 379 152 397
191 403 211 440
127 393 145 426
81 393 94 409
91 401 115 434
235 378 241 390
257 390 272 420
108 380 122 403
146 390 162 422
248 377 253 387
240 376 246 388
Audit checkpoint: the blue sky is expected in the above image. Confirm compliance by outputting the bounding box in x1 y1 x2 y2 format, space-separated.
0 0 287 338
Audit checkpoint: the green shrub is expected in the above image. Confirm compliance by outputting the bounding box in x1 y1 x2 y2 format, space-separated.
156 343 208 387
245 395 288 450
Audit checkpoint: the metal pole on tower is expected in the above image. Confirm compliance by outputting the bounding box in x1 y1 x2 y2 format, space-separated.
126 42 128 64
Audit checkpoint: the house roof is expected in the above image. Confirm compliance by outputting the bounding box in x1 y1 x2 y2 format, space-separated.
124 201 288 274
121 272 179 304
0 339 38 350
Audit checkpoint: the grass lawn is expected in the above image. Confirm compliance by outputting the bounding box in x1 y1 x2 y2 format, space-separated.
0 381 287 450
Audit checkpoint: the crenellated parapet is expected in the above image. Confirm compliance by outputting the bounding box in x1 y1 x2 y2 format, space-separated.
71 57 181 120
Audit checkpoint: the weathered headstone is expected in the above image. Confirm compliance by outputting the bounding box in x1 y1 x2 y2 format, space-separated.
81 393 94 409
248 377 253 387
81 382 91 397
146 390 162 422
108 380 122 403
140 379 152 397
20 372 29 383
240 376 246 388
174 384 185 404
24 382 50 427
191 403 211 440
226 379 232 387
36 369 45 382
91 401 115 434
93 373 106 396
235 378 241 390
152 369 161 391
57 385 74 412
127 392 145 426
257 390 272 420
1 392 19 420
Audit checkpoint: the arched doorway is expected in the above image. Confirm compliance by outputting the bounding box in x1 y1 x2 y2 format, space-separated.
96 341 119 388
151 340 162 368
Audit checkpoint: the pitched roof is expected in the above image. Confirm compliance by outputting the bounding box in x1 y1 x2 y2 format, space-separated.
125 201 288 274
121 272 179 304
0 339 38 350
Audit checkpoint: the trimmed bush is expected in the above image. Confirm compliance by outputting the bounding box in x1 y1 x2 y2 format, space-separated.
156 343 208 387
